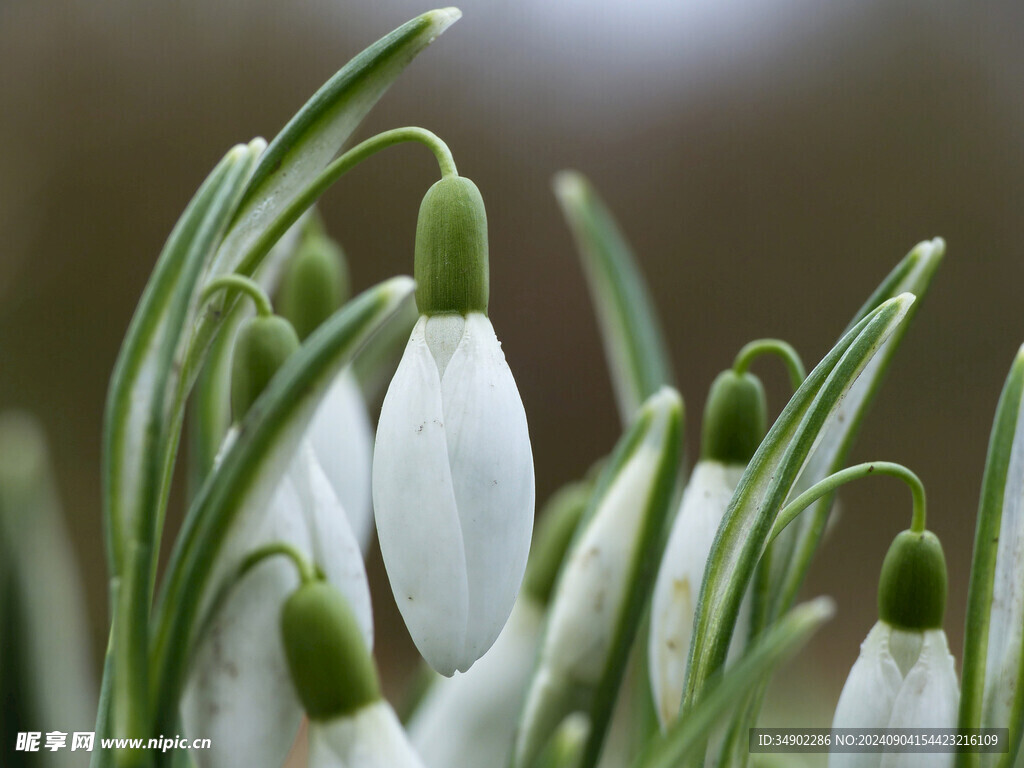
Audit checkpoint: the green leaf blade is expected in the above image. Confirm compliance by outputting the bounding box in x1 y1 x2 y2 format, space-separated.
957 346 1024 768
554 171 674 425
637 598 834 768
102 141 261 578
766 238 945 622
682 294 915 716
216 8 461 281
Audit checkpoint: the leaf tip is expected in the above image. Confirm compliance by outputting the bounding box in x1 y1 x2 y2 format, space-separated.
804 595 836 622
552 169 588 206
426 7 462 36
909 236 946 269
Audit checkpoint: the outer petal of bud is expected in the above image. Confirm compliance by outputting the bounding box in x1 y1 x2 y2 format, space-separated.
308 701 426 768
373 312 534 675
648 460 745 727
830 622 958 768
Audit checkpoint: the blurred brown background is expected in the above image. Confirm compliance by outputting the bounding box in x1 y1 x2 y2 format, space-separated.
2 0 1023 722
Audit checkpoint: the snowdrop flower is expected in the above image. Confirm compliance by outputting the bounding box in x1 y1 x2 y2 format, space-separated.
830 529 959 768
278 227 375 550
374 174 535 675
281 579 424 768
649 368 766 727
182 295 373 768
514 389 683 768
409 482 590 768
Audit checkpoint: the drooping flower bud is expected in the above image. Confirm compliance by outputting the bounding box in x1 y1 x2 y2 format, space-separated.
281 580 381 720
281 580 426 768
230 315 300 420
648 369 767 727
374 175 534 676
830 529 958 768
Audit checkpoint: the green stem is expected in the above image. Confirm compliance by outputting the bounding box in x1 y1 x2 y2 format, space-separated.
237 542 319 584
733 339 806 391
177 127 458 423
200 275 274 318
236 127 455 280
188 543 321 656
769 461 926 544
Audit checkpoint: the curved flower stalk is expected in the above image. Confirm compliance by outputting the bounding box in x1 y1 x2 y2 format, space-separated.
282 579 425 768
279 223 375 550
181 283 373 768
374 175 535 675
408 481 590 768
649 365 769 728
513 388 683 768
831 528 959 768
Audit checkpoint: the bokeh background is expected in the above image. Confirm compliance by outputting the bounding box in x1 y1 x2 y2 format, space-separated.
2 0 1024 738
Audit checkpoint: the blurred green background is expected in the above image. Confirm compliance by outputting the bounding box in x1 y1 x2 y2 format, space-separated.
2 0 1023 728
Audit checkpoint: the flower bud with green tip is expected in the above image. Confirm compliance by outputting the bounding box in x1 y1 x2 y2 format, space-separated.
277 224 376 551
374 174 535 676
830 528 958 768
648 367 768 728
281 579 426 768
409 480 591 768
183 277 373 768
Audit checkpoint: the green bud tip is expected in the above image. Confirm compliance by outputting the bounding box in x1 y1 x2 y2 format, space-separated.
523 481 591 606
277 234 350 342
700 369 767 465
281 580 381 721
230 315 300 421
414 175 489 316
877 529 947 631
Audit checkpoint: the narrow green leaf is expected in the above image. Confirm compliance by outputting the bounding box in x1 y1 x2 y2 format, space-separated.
636 598 833 768
718 241 943 768
765 239 944 622
212 8 461 281
102 142 262 578
957 346 1024 768
553 171 674 426
682 294 915 716
149 276 414 743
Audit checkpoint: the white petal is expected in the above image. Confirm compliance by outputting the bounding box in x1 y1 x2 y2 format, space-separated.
374 317 469 676
441 313 535 668
308 369 375 552
292 441 374 649
829 622 903 768
648 461 743 728
309 701 425 768
182 476 309 768
409 598 544 768
880 630 958 768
